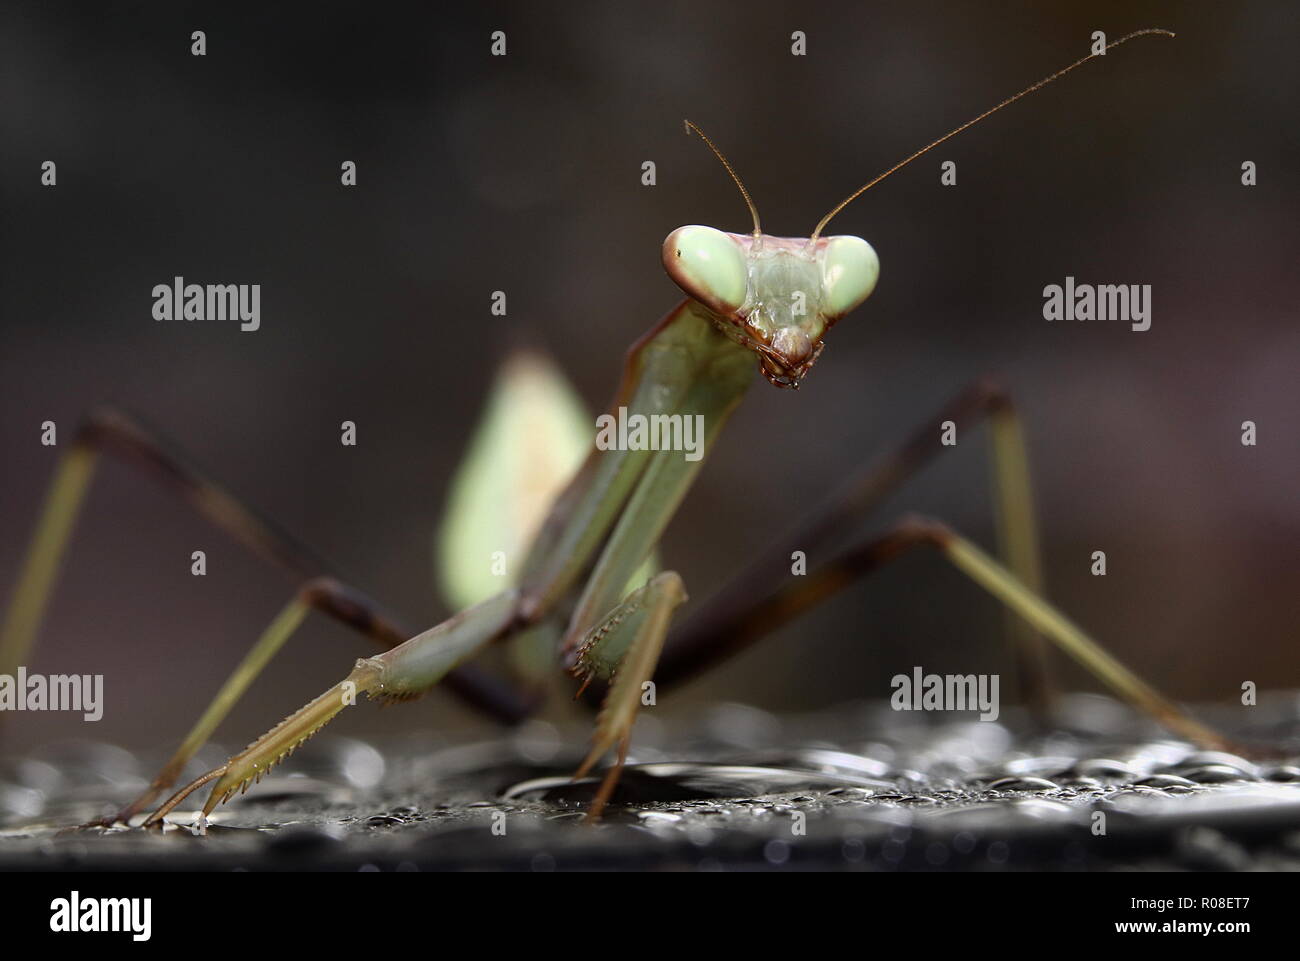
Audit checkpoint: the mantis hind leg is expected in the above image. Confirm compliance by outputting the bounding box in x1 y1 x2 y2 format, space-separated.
570 571 689 820
658 381 1053 711
2 410 327 689
665 514 1234 753
0 444 97 684
0 407 529 738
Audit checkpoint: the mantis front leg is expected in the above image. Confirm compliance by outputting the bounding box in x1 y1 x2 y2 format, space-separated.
144 303 752 825
548 308 754 816
570 571 689 820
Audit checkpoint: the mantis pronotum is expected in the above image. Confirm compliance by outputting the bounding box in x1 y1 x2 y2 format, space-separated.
1 27 1235 827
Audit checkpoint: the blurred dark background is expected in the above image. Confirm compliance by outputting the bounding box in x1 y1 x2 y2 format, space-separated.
1 1 1296 751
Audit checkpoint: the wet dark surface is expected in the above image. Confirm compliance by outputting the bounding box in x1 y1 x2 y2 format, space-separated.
3 694 1299 871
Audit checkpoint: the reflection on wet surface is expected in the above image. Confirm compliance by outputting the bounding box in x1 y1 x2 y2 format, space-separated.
3 694 1298 870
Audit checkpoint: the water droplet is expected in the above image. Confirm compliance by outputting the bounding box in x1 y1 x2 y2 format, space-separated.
1068 758 1136 781
1000 756 1074 778
1176 751 1259 777
1134 773 1197 789
1176 764 1254 784
987 776 1060 793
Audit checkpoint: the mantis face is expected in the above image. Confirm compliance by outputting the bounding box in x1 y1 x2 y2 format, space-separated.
663 226 879 388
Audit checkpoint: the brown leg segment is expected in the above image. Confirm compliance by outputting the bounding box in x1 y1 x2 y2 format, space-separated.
656 381 1052 709
661 514 1231 752
1 407 531 727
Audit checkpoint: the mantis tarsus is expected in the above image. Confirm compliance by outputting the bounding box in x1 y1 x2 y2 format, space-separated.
1 27 1239 828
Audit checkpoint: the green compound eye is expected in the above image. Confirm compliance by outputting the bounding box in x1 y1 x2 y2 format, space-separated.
819 235 879 319
663 225 749 314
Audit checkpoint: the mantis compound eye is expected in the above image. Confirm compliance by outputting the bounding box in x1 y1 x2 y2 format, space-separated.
818 235 879 320
663 225 749 317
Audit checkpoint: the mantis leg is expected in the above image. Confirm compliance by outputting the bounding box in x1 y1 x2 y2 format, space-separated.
665 514 1231 751
0 407 523 722
109 577 532 825
557 309 753 653
519 301 750 621
570 571 689 820
659 381 1051 709
144 588 523 826
127 309 750 827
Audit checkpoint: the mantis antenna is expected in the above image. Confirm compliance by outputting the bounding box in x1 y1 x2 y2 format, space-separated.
684 119 763 237
809 27 1175 240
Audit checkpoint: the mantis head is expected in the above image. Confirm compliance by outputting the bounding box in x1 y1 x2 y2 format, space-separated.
663 226 878 388
668 30 1174 387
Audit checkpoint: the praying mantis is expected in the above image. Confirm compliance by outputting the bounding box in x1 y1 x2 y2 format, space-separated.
1 27 1239 829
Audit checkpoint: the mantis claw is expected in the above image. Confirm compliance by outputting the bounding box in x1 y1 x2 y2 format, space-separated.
141 765 228 829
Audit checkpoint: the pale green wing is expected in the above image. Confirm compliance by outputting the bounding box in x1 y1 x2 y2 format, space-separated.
436 348 656 611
